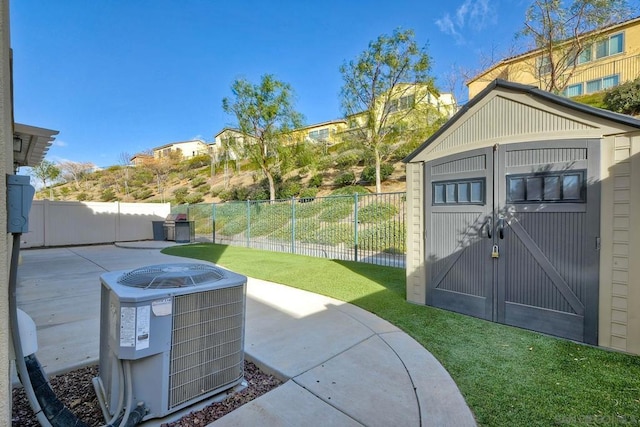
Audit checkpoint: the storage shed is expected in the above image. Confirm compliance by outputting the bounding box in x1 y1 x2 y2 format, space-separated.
404 79 640 354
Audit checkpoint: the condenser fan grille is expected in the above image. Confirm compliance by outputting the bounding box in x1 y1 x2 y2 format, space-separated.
117 263 226 289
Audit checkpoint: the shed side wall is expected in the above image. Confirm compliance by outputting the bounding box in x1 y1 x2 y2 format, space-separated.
599 133 640 354
406 162 426 304
629 135 640 354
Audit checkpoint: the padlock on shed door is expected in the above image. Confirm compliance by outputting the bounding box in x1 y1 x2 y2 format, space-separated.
491 245 500 258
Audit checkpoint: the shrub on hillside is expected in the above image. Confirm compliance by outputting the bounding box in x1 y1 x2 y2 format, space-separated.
358 221 406 254
360 164 395 183
211 186 224 197
173 187 189 204
184 193 204 204
335 150 363 168
298 187 318 200
277 180 302 199
604 77 640 115
358 202 398 223
334 171 356 187
249 187 269 201
132 169 154 184
330 185 369 196
77 192 88 201
184 154 211 169
133 189 153 200
308 173 323 188
101 188 117 202
191 176 206 188
318 202 353 222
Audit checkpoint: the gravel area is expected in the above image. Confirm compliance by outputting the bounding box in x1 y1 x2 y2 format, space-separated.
12 360 282 426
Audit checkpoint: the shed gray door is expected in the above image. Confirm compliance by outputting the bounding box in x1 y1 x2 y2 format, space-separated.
425 140 600 344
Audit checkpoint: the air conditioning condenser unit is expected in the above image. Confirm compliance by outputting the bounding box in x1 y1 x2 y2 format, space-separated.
97 263 246 421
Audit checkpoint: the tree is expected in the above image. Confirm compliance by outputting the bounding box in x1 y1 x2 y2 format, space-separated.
31 160 60 199
218 135 239 189
58 160 95 191
117 152 132 197
144 151 180 203
222 75 303 201
518 0 632 93
339 28 439 193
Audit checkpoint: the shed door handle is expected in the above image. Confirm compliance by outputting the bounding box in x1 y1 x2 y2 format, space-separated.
497 218 505 240
484 217 492 239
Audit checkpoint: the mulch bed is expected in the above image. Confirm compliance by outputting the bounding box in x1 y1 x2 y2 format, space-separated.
12 360 282 426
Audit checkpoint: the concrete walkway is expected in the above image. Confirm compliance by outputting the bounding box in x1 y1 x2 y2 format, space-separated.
16 243 476 426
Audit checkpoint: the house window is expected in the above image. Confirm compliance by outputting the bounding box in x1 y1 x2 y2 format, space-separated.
576 46 592 64
309 128 329 141
506 171 586 203
537 56 552 75
586 74 619 93
433 178 485 205
563 83 583 97
595 32 624 59
386 94 415 114
399 94 415 110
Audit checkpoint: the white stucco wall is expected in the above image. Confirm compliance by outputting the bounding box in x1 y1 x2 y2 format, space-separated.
22 201 171 248
1 1 12 423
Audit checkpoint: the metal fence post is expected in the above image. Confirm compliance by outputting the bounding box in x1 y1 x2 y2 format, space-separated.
246 200 251 248
354 192 359 262
212 203 216 243
291 197 296 254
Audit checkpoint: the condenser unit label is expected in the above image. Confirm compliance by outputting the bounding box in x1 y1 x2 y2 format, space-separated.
120 307 136 347
152 298 172 316
136 306 150 350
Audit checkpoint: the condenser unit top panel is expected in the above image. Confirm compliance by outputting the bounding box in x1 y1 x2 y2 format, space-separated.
100 263 246 302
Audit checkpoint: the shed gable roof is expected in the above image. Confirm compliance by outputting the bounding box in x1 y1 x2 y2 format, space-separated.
405 80 640 163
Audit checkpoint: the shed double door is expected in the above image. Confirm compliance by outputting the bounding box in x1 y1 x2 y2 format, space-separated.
425 141 600 344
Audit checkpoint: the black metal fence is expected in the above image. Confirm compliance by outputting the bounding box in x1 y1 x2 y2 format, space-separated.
172 192 406 268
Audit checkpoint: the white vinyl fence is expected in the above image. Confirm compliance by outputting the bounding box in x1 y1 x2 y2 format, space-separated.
22 201 171 248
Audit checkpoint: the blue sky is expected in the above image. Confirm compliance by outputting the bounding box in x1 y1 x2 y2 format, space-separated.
9 0 562 167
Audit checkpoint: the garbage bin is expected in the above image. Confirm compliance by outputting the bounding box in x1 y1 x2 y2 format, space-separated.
152 221 166 241
175 221 194 243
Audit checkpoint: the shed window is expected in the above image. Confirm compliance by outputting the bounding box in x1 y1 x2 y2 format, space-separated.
433 178 485 205
506 171 586 203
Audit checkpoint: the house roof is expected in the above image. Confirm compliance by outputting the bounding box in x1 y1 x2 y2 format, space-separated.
295 119 347 132
214 127 243 138
466 15 640 85
404 79 640 163
13 123 59 168
153 139 207 151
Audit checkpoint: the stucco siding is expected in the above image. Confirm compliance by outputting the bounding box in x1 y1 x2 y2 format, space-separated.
0 0 11 423
405 162 426 304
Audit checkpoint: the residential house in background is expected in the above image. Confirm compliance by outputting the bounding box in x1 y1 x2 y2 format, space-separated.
346 83 456 130
152 139 210 160
144 84 457 166
467 16 640 99
212 128 249 161
129 153 153 166
298 119 347 152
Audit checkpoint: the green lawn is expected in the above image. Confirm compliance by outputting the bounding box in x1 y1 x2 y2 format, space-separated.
162 243 640 427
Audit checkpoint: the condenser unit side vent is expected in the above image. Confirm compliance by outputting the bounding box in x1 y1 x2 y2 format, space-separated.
169 285 245 409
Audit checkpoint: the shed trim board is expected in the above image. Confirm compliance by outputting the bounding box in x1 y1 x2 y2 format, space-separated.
405 79 640 351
